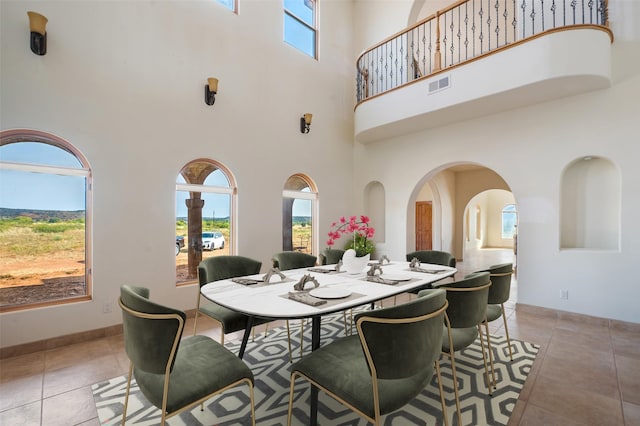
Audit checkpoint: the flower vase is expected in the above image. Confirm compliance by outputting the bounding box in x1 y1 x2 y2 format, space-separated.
341 249 370 274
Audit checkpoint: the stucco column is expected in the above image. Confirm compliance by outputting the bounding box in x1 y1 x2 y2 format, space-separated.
185 197 205 279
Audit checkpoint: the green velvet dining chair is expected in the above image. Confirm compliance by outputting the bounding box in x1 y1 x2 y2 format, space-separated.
194 255 273 345
479 262 515 361
403 250 457 302
440 271 494 426
287 289 450 426
271 251 318 270
405 250 457 267
196 255 295 361
119 285 256 426
271 251 318 359
319 248 345 266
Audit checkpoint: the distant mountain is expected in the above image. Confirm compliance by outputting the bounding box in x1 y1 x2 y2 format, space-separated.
0 208 85 221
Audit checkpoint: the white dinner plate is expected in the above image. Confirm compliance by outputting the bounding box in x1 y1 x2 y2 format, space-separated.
380 274 412 282
309 287 352 299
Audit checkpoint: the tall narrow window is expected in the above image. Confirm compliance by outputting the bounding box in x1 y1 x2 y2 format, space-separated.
0 131 91 311
215 0 237 13
284 0 317 58
501 204 517 239
176 159 236 284
282 174 317 254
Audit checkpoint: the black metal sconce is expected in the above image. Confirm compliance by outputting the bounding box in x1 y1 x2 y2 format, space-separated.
204 78 218 105
27 11 48 56
300 113 312 133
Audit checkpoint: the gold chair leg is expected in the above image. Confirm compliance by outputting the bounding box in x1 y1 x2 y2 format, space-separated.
483 319 497 389
447 350 463 426
287 372 298 426
122 363 134 425
444 315 462 426
286 321 293 363
434 359 449 426
343 311 348 335
299 320 304 357
477 324 493 395
248 380 256 426
192 310 199 336
501 304 513 361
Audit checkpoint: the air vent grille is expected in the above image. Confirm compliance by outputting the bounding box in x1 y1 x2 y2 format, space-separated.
428 75 450 94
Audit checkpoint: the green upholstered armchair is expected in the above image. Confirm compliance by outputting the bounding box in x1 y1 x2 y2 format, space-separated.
440 271 494 425
119 285 255 426
319 248 345 265
479 262 514 360
287 289 450 426
405 250 456 267
194 255 272 346
271 251 317 270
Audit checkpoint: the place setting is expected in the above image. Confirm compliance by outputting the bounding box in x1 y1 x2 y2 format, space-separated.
286 273 359 307
363 262 415 285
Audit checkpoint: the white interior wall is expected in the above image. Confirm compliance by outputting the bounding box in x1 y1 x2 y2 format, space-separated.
0 0 356 347
352 0 639 323
484 189 516 248
353 72 640 322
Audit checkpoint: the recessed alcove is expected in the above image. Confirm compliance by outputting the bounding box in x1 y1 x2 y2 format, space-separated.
560 156 620 250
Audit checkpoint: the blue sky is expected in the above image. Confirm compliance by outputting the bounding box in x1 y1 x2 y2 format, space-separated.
1 142 311 217
0 143 86 211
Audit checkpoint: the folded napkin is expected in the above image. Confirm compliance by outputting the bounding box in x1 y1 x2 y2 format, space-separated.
366 276 401 285
307 267 334 274
288 291 327 306
411 267 444 274
232 278 260 285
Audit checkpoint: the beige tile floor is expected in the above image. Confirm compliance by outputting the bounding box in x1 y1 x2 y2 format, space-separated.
1 248 639 425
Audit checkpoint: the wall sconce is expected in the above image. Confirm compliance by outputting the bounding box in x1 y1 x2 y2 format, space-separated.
204 78 218 105
27 11 48 56
300 113 312 133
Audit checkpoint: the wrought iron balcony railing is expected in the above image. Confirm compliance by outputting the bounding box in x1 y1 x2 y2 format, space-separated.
356 0 611 104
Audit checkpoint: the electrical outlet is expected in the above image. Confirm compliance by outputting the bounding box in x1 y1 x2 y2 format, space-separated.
560 290 569 300
103 301 112 313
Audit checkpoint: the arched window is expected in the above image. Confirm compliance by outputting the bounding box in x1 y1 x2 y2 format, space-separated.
176 159 236 284
0 130 92 311
282 174 317 254
501 204 517 239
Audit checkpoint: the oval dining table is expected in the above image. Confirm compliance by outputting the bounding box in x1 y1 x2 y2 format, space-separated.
201 260 456 425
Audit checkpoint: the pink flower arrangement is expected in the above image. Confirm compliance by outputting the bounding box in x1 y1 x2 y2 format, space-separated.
326 215 375 256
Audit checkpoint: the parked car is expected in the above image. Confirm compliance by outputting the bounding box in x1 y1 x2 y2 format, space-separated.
202 232 225 250
176 236 185 256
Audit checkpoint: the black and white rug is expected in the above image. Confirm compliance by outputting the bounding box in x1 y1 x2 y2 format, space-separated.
92 313 538 425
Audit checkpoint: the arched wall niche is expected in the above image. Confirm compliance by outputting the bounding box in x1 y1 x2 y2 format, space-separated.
560 156 620 250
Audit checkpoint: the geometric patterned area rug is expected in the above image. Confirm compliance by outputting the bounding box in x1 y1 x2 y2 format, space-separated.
92 312 538 426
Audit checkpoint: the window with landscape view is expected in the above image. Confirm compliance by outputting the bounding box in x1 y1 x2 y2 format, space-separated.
502 204 517 239
284 0 317 58
0 131 91 311
176 159 235 284
282 174 317 254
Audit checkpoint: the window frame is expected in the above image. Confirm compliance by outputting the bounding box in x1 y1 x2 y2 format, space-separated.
175 159 237 285
215 0 237 13
284 0 318 59
501 203 518 239
282 174 318 255
0 129 92 312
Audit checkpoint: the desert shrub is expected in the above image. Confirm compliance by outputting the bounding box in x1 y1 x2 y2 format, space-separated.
33 222 83 233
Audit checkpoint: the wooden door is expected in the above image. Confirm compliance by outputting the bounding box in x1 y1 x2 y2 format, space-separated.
415 201 433 250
